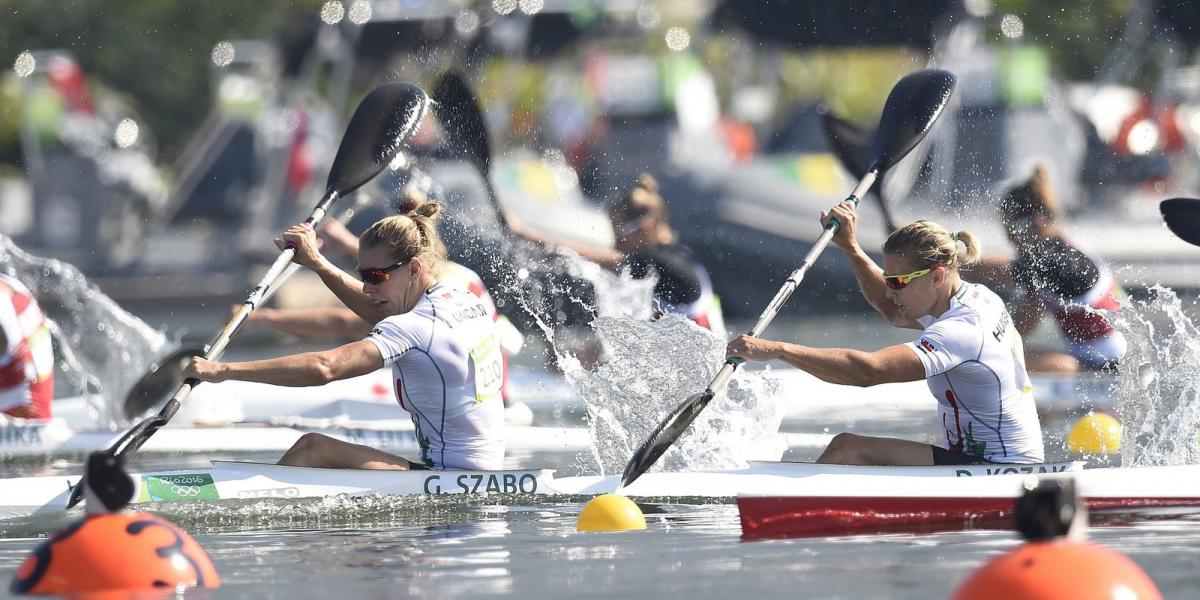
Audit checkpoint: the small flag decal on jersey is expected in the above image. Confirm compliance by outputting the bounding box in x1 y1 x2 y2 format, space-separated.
918 338 937 354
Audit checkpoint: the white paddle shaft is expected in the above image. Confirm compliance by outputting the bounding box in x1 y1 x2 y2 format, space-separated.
709 170 878 399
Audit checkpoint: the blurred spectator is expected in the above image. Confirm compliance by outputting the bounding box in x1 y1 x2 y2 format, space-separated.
0 274 54 420
971 165 1126 374
506 173 724 333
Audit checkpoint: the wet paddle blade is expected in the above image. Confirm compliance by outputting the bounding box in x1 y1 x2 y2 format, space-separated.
1161 197 1200 247
325 82 430 197
620 390 714 488
871 69 956 172
122 347 204 420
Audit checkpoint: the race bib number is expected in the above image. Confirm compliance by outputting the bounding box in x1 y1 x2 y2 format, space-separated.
469 334 503 404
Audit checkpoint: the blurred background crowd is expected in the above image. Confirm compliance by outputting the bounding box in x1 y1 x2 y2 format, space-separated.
1 0 1198 323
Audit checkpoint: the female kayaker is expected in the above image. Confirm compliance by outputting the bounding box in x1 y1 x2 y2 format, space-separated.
972 165 1126 373
506 173 724 333
184 204 505 471
726 204 1044 465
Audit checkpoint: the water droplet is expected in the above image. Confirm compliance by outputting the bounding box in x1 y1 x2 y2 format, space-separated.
211 41 235 67
320 0 345 24
13 51 35 78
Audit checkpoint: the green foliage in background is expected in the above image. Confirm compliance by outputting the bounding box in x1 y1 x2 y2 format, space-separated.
0 0 323 167
994 0 1135 81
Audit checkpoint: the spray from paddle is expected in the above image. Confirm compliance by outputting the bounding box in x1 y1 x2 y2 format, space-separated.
1112 284 1200 466
507 249 786 477
0 234 172 427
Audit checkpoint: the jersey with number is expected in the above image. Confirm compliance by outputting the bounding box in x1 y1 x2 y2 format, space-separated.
907 282 1044 463
364 282 504 470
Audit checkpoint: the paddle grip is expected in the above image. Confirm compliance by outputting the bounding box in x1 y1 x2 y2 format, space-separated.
282 220 316 251
826 170 876 231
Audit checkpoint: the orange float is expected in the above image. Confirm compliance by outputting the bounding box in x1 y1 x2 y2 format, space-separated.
951 538 1161 600
10 512 219 595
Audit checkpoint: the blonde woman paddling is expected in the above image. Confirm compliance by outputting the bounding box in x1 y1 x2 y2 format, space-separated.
184 204 505 471
726 202 1044 466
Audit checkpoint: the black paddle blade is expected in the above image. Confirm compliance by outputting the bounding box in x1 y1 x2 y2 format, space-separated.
620 390 715 488
821 109 873 179
1161 197 1200 246
326 82 430 197
432 71 491 176
122 347 203 420
872 69 956 172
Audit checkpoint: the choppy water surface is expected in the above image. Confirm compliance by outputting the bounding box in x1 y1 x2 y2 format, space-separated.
2 500 1199 599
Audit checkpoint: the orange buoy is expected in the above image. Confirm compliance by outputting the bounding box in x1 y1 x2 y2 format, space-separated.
950 539 1161 600
10 512 220 595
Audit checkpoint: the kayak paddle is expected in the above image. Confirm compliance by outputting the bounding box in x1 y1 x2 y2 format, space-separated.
431 70 506 230
67 82 430 509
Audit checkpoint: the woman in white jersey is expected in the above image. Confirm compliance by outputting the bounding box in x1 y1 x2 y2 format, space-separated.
183 204 505 470
726 203 1044 465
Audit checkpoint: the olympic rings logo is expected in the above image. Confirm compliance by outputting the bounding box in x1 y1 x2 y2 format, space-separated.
169 485 201 497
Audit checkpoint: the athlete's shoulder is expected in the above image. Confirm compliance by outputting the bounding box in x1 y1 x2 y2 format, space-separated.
951 282 1006 317
440 262 484 286
368 310 427 338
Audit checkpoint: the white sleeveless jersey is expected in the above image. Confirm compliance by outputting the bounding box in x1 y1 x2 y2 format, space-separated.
364 282 505 470
908 282 1044 463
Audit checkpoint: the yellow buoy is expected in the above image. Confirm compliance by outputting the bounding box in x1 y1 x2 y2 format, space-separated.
1066 413 1122 456
577 494 647 532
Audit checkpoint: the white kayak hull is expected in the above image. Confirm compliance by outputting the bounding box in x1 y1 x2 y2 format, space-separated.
0 462 558 520
7 460 1200 527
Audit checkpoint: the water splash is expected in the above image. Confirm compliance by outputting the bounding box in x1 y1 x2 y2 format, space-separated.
559 315 786 475
1113 285 1200 466
487 243 785 475
0 234 171 428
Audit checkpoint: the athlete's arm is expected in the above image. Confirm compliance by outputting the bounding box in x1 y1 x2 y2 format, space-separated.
965 254 1015 287
842 245 922 329
505 211 624 269
820 203 921 329
1010 293 1043 336
248 307 372 340
726 336 925 387
183 340 383 386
